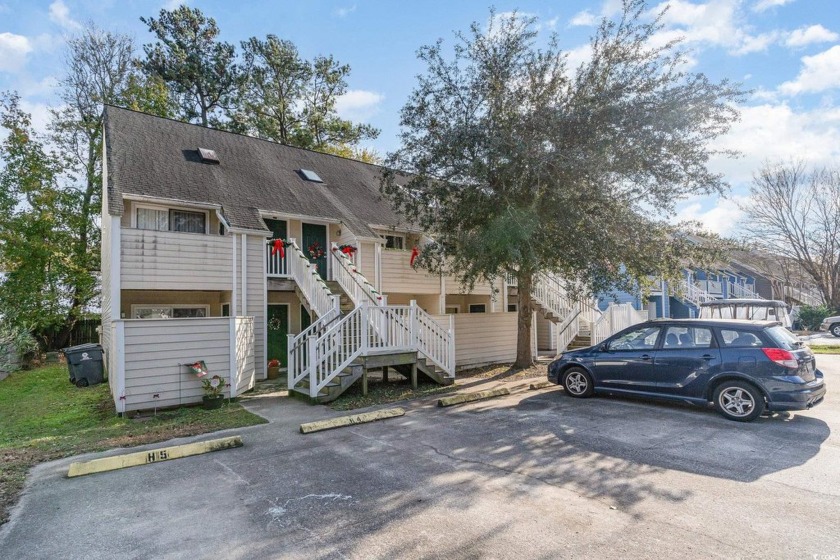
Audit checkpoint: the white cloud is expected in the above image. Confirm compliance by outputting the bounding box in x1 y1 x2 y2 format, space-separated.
162 0 188 9
564 44 593 72
675 195 749 236
569 10 598 27
752 0 795 13
49 0 81 31
730 30 780 55
335 89 384 121
333 4 356 18
0 32 33 73
20 100 53 134
709 102 840 185
779 45 840 95
544 17 559 30
785 24 839 47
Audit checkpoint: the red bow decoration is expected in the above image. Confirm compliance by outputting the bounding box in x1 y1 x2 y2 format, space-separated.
410 246 420 267
341 246 355 256
271 239 285 258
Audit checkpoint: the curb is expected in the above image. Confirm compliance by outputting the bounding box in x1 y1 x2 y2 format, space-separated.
529 381 553 390
67 435 243 478
300 407 405 434
437 387 510 407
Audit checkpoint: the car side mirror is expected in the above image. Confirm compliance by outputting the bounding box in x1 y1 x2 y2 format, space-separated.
599 343 609 352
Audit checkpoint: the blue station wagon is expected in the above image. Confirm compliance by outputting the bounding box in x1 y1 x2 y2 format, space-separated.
547 319 826 422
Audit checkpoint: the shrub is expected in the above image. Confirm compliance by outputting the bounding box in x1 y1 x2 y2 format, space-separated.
0 325 39 372
797 305 834 331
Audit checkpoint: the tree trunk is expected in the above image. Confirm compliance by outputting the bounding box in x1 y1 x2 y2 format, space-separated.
514 271 535 369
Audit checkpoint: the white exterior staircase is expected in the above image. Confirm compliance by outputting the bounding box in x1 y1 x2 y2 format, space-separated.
285 243 455 403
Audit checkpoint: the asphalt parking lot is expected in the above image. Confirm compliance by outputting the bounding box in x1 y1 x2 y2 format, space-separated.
2 356 839 560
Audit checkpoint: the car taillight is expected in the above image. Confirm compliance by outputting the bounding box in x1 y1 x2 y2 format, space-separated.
762 348 799 369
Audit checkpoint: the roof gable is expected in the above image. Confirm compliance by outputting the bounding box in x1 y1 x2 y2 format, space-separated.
103 106 409 237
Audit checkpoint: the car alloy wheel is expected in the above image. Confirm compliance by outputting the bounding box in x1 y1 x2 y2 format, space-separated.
562 367 594 398
713 381 763 422
831 323 840 338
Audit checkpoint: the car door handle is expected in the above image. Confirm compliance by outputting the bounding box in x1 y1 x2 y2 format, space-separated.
701 354 715 360
640 354 652 360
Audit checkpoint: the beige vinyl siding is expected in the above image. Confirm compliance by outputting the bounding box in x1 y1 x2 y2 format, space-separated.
536 314 556 351
381 249 440 294
246 235 266 378
121 229 232 291
359 241 377 284
430 312 519 369
121 317 254 411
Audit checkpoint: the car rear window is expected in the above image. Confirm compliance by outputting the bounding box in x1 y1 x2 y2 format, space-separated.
719 329 763 348
764 325 801 351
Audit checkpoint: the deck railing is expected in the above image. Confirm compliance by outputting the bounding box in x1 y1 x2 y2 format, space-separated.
265 241 289 277
728 282 761 299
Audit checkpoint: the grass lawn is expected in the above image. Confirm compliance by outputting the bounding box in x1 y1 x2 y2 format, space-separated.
808 346 840 354
0 365 267 525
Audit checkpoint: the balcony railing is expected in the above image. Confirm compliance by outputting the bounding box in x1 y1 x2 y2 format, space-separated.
266 241 289 277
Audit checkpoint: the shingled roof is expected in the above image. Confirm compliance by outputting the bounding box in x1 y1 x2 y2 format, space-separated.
103 105 410 238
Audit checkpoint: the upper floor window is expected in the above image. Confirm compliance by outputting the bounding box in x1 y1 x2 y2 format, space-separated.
384 234 404 250
136 206 207 234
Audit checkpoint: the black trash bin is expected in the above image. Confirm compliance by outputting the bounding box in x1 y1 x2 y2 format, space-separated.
63 343 104 387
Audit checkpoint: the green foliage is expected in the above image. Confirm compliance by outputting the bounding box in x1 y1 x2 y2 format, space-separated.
140 6 243 126
0 93 83 348
0 325 38 372
798 305 835 330
381 1 743 365
233 34 379 153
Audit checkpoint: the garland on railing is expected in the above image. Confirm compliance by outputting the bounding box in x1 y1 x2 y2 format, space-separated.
331 245 383 300
337 244 357 256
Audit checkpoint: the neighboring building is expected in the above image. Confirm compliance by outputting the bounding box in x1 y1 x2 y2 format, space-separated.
101 107 643 413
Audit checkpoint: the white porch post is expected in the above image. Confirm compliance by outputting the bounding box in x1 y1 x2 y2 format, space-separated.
360 300 369 354
231 233 238 317
241 235 247 316
307 336 318 398
410 300 418 349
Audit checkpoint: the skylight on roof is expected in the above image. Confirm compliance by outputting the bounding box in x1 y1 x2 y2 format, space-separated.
299 169 323 183
198 148 219 164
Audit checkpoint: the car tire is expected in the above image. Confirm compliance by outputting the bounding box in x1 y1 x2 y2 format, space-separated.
713 381 764 422
830 323 840 338
562 367 595 398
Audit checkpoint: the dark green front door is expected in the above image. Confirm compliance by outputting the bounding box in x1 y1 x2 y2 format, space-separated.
267 304 289 367
302 223 328 280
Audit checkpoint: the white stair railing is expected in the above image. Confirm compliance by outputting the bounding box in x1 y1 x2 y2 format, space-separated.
412 302 455 377
330 243 385 306
590 303 647 346
287 307 341 390
287 238 338 318
305 302 455 397
679 278 716 307
532 272 578 323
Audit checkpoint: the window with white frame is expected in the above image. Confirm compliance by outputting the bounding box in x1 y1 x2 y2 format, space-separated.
135 206 207 234
384 234 404 250
132 305 209 319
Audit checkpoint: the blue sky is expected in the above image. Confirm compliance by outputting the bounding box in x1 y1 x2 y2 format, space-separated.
1 0 839 236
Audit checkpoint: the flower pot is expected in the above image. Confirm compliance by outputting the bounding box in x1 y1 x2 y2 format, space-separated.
267 365 280 379
202 395 225 410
